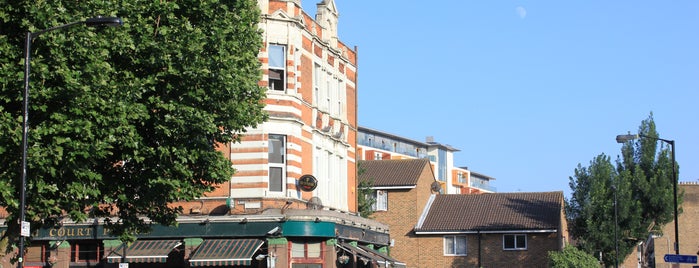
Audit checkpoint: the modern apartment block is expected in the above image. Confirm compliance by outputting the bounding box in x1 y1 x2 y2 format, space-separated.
357 126 496 194
1 2 398 268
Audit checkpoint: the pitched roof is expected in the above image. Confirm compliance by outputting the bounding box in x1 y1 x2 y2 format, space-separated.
358 159 433 187
415 192 563 232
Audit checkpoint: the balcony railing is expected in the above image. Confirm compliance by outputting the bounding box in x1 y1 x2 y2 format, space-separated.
470 180 497 192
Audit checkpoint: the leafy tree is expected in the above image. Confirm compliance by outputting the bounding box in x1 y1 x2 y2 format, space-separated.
549 246 600 268
357 163 376 218
566 114 678 267
0 0 266 250
618 113 677 232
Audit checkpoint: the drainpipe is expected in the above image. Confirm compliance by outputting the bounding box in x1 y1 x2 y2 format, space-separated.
478 231 482 268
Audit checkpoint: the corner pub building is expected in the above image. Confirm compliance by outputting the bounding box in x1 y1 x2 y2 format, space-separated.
0 1 404 268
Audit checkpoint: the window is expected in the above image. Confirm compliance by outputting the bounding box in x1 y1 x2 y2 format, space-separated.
325 73 331 111
71 241 103 262
269 134 286 192
268 45 285 91
336 79 343 117
372 190 387 211
503 234 527 250
313 64 321 105
444 236 467 256
291 241 322 259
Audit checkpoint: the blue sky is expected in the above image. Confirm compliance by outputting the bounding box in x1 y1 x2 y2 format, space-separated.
303 1 699 196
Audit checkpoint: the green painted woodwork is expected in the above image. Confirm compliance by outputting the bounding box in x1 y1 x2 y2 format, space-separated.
282 221 335 237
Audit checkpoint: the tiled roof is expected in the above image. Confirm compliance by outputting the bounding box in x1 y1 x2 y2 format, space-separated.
416 192 563 232
358 159 433 187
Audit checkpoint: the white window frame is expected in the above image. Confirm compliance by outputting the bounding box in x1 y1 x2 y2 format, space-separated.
313 63 321 106
336 78 344 117
268 134 286 193
324 71 332 111
372 190 387 211
503 234 527 250
444 235 467 256
268 44 286 91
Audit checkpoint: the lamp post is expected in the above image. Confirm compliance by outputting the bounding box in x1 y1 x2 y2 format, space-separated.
616 134 679 255
612 185 619 268
19 16 122 268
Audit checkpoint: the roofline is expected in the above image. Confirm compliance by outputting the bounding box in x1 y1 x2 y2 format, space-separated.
359 126 430 147
369 186 417 190
415 194 437 229
358 126 460 152
466 170 497 181
414 229 558 235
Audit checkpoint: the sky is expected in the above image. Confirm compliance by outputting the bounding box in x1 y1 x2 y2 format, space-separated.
302 1 699 196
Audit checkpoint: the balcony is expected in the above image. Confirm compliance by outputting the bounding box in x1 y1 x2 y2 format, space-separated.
470 180 497 192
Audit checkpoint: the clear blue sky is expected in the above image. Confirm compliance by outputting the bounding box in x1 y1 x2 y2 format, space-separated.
303 1 699 196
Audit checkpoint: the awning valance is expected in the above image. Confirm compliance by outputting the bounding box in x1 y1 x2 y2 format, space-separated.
189 238 264 266
106 239 182 263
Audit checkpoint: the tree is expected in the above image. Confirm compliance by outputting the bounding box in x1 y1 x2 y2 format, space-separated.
0 0 266 250
618 113 677 232
566 114 678 267
549 246 600 268
356 163 376 218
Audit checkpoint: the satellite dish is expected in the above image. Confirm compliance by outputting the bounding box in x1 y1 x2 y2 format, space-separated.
430 181 442 193
307 196 323 210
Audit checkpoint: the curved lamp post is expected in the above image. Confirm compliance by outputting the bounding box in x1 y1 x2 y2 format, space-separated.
19 16 122 268
615 134 678 255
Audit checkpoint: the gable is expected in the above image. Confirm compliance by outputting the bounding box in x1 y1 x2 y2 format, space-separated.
358 159 434 188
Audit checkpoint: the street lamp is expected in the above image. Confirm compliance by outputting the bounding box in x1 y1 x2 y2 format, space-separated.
615 134 679 255
19 16 122 268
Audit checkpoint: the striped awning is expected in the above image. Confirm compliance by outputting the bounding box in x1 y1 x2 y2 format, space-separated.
358 245 406 267
338 242 406 268
106 240 182 263
189 239 264 266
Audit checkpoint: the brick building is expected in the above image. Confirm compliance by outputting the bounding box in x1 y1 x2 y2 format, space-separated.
414 192 568 268
359 159 567 268
1 1 398 268
358 159 438 267
622 182 699 268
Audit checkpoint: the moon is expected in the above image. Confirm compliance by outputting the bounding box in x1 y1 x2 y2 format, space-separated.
516 6 527 19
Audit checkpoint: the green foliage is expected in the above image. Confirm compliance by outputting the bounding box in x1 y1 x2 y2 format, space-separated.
566 113 678 267
0 0 266 249
357 163 376 218
549 246 600 268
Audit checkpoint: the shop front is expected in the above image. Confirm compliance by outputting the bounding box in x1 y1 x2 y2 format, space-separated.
1 209 400 268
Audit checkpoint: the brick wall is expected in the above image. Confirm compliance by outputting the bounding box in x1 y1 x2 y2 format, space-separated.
414 233 559 268
622 183 699 268
370 163 436 267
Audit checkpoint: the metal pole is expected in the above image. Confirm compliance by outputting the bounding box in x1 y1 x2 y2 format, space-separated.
18 30 32 268
669 140 678 255
613 185 619 268
17 17 122 268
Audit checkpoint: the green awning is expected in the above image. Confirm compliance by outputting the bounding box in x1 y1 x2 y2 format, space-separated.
358 245 406 268
338 242 383 265
189 239 264 266
106 240 182 263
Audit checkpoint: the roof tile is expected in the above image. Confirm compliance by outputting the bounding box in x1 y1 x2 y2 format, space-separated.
416 192 563 232
358 159 433 187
